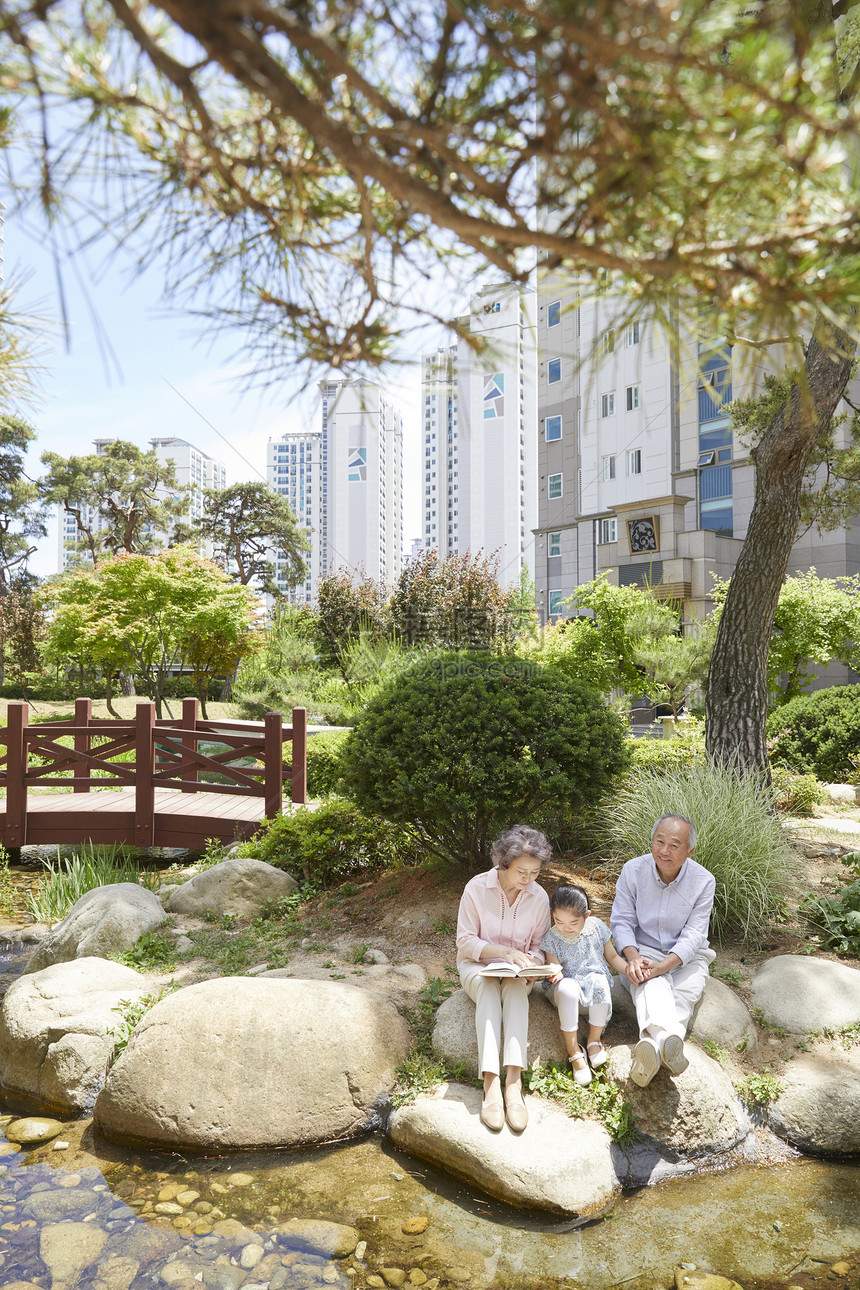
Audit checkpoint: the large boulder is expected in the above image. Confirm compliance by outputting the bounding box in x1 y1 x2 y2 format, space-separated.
94 976 410 1150
432 987 568 1074
0 958 151 1113
750 955 860 1035
690 978 758 1054
606 1043 747 1156
768 1042 860 1156
25 884 166 973
163 856 298 919
388 1081 618 1218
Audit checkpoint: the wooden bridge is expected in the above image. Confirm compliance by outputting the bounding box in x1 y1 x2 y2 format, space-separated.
0 699 307 850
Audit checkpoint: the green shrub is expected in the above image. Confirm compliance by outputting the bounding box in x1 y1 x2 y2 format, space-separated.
628 717 706 774
604 760 800 940
769 765 826 816
306 729 351 798
240 797 417 885
340 652 630 865
767 685 860 782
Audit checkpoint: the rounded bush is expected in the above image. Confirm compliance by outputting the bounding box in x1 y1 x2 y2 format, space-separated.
767 685 860 782
340 652 629 865
306 729 351 798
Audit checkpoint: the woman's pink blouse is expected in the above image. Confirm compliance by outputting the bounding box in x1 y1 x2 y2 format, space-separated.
456 866 551 966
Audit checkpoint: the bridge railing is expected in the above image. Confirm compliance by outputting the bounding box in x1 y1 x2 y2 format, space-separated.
0 698 307 847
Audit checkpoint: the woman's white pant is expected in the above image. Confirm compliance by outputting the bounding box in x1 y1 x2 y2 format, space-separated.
459 963 530 1075
620 945 714 1042
549 978 610 1033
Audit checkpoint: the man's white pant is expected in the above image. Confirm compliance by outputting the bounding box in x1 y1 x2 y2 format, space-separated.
619 944 715 1044
459 962 530 1075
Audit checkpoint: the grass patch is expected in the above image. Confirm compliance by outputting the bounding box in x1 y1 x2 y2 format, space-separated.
25 843 162 925
109 984 179 1061
0 846 18 918
700 1039 726 1066
605 760 800 940
391 975 464 1106
736 1072 784 1109
524 1059 639 1145
112 928 177 972
715 967 744 985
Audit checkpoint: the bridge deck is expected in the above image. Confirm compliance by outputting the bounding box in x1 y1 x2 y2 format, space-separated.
0 789 266 850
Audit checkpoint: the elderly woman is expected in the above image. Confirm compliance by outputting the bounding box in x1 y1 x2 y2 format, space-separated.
456 824 552 1132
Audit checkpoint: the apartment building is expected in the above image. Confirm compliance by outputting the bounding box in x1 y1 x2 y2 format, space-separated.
266 430 320 603
421 282 538 584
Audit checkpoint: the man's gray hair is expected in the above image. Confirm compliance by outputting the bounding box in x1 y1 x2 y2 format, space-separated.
651 814 698 850
491 824 553 869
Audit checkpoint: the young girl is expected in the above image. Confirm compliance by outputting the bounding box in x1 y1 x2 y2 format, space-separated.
541 883 632 1085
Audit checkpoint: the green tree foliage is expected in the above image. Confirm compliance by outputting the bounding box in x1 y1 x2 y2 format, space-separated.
388 548 517 650
767 686 860 782
41 440 190 564
340 652 630 865
520 576 710 715
314 570 390 669
0 414 46 591
0 574 47 697
712 569 860 705
174 482 309 596
42 547 257 717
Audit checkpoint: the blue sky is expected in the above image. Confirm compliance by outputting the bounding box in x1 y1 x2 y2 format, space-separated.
6 206 424 577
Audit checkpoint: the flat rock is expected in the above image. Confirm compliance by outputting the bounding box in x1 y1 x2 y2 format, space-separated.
25 884 166 973
690 978 757 1054
276 1218 360 1257
164 856 298 918
606 1043 747 1156
94 976 410 1149
768 1042 860 1156
432 988 568 1075
388 1081 618 1217
39 1221 107 1284
0 957 151 1113
4 1117 65 1145
750 955 860 1035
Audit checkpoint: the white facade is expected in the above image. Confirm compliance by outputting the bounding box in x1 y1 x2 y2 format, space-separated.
421 283 538 586
57 436 226 569
266 430 320 602
321 378 404 586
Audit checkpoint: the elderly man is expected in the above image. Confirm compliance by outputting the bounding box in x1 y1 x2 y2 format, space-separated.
610 813 715 1088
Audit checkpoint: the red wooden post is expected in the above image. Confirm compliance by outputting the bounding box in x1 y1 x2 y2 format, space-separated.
5 701 28 847
181 697 199 793
263 711 283 819
134 702 156 847
74 696 92 794
290 706 307 805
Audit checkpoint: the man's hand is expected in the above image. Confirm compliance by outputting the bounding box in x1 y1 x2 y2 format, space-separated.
625 956 653 984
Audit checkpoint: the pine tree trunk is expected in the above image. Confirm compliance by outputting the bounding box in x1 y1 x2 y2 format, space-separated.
706 320 855 775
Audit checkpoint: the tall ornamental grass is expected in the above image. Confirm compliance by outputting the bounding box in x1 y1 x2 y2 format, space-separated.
26 843 160 926
605 760 800 941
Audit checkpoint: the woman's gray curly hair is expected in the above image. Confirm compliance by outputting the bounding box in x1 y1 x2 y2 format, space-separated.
491 824 553 870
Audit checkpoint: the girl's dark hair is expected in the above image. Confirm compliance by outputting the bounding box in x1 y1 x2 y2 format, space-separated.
550 884 589 917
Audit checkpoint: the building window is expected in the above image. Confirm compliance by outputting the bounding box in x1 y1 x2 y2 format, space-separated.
600 328 615 355
548 589 564 616
548 358 562 384
547 301 561 327
546 415 562 442
626 384 640 411
548 531 561 558
548 473 563 499
628 449 642 475
601 392 615 417
598 518 618 544
626 321 640 346
603 454 616 481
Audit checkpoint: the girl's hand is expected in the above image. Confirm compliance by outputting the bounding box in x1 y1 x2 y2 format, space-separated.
548 969 563 984
625 957 650 985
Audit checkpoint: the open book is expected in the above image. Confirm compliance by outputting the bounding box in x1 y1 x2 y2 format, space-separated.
479 961 557 979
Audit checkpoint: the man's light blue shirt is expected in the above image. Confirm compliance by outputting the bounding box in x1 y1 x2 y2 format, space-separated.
610 852 716 965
